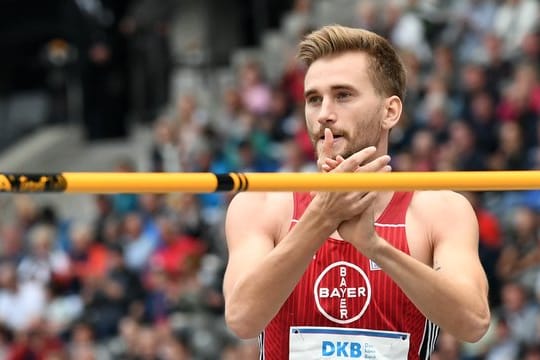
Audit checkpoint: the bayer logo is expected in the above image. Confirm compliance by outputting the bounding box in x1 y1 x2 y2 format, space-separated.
313 261 372 324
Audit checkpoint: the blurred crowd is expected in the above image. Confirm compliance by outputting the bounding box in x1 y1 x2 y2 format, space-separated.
1 0 540 359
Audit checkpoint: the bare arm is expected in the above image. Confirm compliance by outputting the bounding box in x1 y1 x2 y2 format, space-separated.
366 191 490 342
223 191 335 339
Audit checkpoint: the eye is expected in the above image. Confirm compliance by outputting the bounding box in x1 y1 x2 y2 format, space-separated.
306 95 322 105
336 91 352 101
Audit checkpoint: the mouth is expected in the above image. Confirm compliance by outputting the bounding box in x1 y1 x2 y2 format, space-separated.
318 133 344 141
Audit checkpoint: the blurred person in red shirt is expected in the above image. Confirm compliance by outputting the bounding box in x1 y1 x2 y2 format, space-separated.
149 216 206 279
68 222 110 289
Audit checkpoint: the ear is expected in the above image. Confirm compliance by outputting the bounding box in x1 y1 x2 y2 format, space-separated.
381 95 402 130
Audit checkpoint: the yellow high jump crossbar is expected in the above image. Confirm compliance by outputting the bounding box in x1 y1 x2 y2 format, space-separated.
0 171 540 193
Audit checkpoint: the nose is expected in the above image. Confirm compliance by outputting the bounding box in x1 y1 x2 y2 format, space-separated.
316 98 337 126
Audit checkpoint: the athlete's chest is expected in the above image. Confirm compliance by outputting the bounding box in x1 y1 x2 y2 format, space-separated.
289 235 408 324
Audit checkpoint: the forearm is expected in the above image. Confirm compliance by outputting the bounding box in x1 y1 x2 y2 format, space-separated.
226 208 334 338
369 239 490 342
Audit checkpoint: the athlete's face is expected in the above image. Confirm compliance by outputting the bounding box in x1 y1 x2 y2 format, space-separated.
304 51 385 161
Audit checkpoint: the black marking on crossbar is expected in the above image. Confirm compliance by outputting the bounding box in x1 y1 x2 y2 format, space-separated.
0 174 67 192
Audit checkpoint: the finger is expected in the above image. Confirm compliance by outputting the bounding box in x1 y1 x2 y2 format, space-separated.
329 156 345 171
335 146 377 172
322 128 334 159
356 155 391 173
363 191 378 203
317 129 335 169
321 154 343 173
322 159 339 172
355 191 377 212
317 129 335 170
340 191 376 219
324 158 339 166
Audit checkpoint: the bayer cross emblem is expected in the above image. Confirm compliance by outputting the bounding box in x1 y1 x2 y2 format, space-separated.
313 261 372 324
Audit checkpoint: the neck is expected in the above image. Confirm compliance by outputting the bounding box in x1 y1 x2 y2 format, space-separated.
373 191 395 220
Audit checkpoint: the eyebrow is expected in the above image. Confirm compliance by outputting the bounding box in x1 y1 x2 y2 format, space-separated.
304 84 356 98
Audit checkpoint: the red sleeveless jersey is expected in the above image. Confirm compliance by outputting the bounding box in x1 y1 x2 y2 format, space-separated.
259 192 439 360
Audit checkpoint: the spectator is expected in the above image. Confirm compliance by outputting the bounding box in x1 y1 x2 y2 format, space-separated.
67 321 110 359
166 193 208 240
490 122 528 171
446 0 497 63
149 216 206 279
238 59 272 116
523 344 540 360
0 223 25 265
485 315 520 360
81 244 139 339
409 129 437 171
353 0 382 33
110 159 139 216
497 281 540 346
383 0 431 63
0 262 47 332
150 117 181 173
120 0 178 123
17 224 71 288
448 120 486 171
497 206 540 290
467 90 499 154
92 194 115 245
431 330 462 360
121 212 158 272
43 281 84 338
278 138 317 173
492 0 539 59
68 222 110 286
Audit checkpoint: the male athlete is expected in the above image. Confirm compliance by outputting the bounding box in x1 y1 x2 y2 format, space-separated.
223 25 490 359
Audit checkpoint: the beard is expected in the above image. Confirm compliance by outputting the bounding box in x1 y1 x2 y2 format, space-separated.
313 127 382 162
310 103 386 162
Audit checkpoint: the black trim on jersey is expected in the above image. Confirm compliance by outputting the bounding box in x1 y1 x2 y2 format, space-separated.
258 331 265 360
419 319 440 360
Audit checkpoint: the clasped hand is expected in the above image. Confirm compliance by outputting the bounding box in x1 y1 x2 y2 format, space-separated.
312 129 391 257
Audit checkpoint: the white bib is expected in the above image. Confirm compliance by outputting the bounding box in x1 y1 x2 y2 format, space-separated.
289 326 410 360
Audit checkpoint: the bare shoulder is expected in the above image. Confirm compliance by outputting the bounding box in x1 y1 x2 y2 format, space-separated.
410 190 478 247
226 192 294 240
410 190 475 221
227 192 293 216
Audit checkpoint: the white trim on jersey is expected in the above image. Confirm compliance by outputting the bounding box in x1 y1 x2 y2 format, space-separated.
374 222 406 227
296 219 406 228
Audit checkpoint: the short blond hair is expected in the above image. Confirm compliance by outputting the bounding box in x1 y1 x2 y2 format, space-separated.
298 25 406 101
